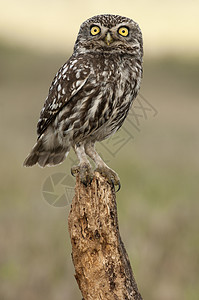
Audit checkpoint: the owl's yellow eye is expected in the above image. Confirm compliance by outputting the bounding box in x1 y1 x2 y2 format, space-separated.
90 26 101 36
118 26 129 37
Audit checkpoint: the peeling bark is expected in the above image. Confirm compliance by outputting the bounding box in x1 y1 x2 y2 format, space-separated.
68 172 143 300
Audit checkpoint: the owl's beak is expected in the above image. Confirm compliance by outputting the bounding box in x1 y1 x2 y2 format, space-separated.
104 32 114 46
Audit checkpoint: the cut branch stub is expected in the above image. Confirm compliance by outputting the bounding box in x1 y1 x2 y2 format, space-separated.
68 171 142 300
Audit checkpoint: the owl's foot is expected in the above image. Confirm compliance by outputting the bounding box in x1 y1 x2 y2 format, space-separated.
71 163 93 186
95 167 121 192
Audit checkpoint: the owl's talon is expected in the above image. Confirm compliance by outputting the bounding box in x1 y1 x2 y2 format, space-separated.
95 167 121 192
71 163 93 185
115 181 121 192
71 166 80 177
111 179 115 189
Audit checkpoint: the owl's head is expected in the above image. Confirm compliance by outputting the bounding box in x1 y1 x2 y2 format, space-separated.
74 14 143 58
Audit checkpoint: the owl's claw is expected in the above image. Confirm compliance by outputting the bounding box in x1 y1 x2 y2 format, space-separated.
71 163 93 186
95 167 121 192
115 181 121 192
71 166 79 177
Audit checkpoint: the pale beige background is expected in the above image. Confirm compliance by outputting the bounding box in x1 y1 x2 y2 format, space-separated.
0 0 198 56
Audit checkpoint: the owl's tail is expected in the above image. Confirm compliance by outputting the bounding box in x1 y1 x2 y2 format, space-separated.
23 131 70 168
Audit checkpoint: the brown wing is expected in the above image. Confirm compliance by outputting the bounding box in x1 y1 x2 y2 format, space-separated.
37 54 91 137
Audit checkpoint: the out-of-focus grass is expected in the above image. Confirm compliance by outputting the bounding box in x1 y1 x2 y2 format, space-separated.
0 41 198 300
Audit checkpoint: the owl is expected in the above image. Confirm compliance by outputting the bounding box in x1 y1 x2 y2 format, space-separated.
24 14 143 190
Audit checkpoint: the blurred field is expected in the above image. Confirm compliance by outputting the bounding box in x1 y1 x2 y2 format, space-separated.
0 41 199 300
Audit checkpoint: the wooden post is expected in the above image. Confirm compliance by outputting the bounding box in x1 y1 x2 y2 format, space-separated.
68 171 143 300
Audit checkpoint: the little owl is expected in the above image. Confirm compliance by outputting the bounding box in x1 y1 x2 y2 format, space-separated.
24 14 143 190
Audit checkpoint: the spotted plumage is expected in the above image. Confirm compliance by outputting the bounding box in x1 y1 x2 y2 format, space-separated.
24 14 143 188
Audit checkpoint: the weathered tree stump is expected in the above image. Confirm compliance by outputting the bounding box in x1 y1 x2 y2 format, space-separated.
68 171 142 300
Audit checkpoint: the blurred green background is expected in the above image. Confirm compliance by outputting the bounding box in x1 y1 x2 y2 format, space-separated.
0 1 198 299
